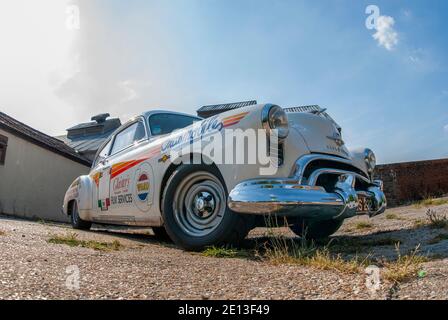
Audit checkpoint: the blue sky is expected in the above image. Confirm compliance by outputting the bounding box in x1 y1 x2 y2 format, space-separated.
1 0 447 163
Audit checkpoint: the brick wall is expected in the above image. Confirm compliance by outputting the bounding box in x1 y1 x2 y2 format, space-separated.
374 158 448 207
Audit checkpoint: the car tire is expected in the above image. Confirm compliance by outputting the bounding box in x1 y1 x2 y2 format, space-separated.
289 218 343 239
70 201 92 230
162 164 253 251
151 226 172 241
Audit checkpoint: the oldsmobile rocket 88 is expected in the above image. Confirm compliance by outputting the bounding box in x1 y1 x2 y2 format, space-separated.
63 103 386 250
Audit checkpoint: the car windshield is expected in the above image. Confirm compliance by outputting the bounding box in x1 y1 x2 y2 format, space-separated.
148 113 201 136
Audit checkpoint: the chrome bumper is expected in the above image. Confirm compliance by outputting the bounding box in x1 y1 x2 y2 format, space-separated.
228 160 387 219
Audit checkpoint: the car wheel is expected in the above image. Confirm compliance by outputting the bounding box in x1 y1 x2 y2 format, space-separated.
162 164 253 251
70 201 92 230
289 218 343 239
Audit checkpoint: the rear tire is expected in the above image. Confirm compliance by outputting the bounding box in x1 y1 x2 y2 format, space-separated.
289 218 343 239
70 201 92 230
162 164 253 251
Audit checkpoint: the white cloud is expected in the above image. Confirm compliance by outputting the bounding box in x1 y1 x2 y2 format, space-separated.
373 16 398 51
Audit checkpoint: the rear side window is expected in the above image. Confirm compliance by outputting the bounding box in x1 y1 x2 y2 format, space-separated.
110 121 146 155
149 114 200 136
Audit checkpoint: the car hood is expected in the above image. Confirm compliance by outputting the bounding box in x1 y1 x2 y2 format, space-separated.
287 112 351 159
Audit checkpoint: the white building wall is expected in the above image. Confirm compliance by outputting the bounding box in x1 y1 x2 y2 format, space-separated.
0 128 90 222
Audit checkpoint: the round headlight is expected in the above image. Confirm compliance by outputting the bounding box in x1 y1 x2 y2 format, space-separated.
364 148 376 172
262 104 289 139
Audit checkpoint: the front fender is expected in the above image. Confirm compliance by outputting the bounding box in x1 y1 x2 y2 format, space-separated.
62 175 94 215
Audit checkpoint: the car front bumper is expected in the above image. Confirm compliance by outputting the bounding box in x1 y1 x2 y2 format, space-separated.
228 156 387 220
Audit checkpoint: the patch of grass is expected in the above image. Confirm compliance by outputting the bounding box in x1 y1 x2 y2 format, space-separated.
261 235 368 274
48 232 122 251
355 221 374 230
413 219 426 229
382 244 428 283
426 209 448 229
428 233 448 245
202 246 250 258
415 198 448 208
385 213 406 220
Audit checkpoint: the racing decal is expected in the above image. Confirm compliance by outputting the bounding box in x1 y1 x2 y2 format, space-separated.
136 173 150 201
109 146 161 179
98 198 110 211
91 172 102 187
133 163 154 212
110 159 147 179
161 116 223 152
158 154 171 163
222 112 249 128
110 175 133 206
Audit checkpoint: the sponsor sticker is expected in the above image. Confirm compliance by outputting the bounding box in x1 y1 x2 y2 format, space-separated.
136 173 150 202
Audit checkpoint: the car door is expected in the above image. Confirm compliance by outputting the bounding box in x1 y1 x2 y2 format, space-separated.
90 139 113 213
103 119 148 224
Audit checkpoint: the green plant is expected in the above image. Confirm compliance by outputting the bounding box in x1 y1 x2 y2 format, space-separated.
426 209 448 229
382 244 428 283
355 221 374 230
261 233 369 274
202 246 249 258
385 213 406 220
48 232 122 251
415 198 448 208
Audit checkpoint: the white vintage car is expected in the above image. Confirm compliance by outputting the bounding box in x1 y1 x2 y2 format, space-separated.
63 103 386 250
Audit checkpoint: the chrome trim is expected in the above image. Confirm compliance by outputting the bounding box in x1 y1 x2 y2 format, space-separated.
228 154 386 219
307 168 371 186
333 174 358 218
291 154 369 184
228 174 386 219
364 148 376 174
261 104 289 140
228 179 345 218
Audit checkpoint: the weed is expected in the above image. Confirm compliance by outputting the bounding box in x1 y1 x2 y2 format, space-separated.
382 244 428 283
48 232 122 251
261 235 368 274
426 209 448 229
415 198 448 208
355 221 374 230
202 246 250 258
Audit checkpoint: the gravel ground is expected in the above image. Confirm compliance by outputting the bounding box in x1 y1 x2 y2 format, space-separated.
1 201 448 300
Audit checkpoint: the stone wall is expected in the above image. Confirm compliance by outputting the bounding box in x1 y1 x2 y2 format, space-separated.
374 158 448 207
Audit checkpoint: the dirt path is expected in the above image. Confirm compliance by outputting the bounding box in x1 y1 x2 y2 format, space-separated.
0 201 447 300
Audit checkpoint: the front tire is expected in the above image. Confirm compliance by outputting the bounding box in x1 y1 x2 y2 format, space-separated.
151 226 171 241
289 218 343 239
162 164 253 251
70 201 92 230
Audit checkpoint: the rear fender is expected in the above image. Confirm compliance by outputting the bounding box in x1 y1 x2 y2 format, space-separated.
63 175 94 215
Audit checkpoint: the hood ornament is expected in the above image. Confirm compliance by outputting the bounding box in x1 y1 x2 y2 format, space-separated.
327 133 344 146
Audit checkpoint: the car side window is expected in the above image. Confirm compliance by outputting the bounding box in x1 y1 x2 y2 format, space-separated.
93 140 112 167
110 121 146 155
149 114 201 136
